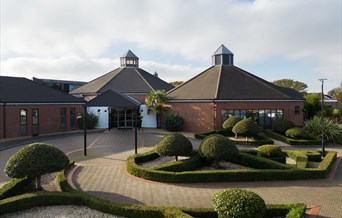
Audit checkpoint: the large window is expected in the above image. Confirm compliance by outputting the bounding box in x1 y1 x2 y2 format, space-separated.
221 109 284 128
60 108 67 128
20 109 27 133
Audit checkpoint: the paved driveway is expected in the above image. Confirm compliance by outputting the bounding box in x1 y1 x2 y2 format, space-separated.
1 129 341 217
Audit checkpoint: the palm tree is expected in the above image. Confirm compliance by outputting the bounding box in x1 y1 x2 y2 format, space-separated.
145 90 167 128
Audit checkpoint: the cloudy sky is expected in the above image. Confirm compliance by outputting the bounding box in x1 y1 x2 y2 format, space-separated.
1 0 341 92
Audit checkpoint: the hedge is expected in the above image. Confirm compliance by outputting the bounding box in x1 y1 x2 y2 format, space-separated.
264 130 321 145
239 149 286 164
126 150 337 183
284 150 323 168
151 152 204 172
0 169 307 218
0 177 32 200
194 130 274 146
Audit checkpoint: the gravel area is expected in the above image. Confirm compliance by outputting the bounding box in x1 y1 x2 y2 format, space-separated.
198 161 252 170
1 205 124 218
139 156 189 168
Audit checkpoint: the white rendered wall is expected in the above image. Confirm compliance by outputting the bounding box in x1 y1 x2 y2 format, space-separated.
139 105 157 128
88 107 109 129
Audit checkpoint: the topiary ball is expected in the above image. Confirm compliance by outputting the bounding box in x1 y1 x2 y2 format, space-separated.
5 143 69 179
232 118 261 137
285 127 308 139
198 134 238 162
222 116 242 131
257 144 283 157
155 133 193 157
213 188 266 218
272 118 295 134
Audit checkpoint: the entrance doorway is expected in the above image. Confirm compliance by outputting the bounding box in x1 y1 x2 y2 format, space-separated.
110 108 134 128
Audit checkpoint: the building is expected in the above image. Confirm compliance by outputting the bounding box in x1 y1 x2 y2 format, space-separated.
33 77 87 93
70 50 174 129
166 45 305 132
0 76 84 139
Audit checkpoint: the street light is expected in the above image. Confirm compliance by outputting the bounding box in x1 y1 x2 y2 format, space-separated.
318 78 327 158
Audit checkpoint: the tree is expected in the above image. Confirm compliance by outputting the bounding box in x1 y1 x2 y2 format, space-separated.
232 118 261 139
155 133 193 161
272 79 308 94
169 81 184 86
304 93 321 119
328 85 342 107
222 116 242 132
145 90 168 127
5 143 69 190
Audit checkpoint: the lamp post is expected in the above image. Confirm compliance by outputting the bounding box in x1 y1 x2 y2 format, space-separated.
318 78 327 158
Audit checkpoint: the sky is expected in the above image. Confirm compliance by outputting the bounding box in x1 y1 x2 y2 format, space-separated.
1 0 341 93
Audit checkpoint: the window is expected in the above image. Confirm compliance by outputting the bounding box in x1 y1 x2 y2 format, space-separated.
32 109 39 125
70 108 75 128
294 106 300 114
20 109 27 133
60 108 67 128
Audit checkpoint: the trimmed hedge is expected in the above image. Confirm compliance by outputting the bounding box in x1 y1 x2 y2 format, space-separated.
195 130 274 146
285 150 322 168
0 177 32 200
264 130 321 145
0 169 307 218
151 152 204 172
127 150 337 183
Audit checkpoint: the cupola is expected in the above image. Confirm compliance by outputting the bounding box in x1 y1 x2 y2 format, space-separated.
120 50 139 68
212 44 234 66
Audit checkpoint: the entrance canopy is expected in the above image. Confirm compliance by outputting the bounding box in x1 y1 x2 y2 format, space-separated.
86 89 140 108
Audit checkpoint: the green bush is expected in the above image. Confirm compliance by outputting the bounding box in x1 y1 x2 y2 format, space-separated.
194 129 234 140
163 113 184 132
198 135 239 162
304 116 342 143
77 111 99 129
264 130 321 145
212 188 266 218
232 118 261 138
272 119 296 134
222 116 242 131
257 145 282 157
285 127 309 139
0 178 32 200
4 143 69 189
155 133 193 161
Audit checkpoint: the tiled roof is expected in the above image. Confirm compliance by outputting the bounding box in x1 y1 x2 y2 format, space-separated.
86 90 140 108
0 76 84 103
167 66 304 101
70 67 174 95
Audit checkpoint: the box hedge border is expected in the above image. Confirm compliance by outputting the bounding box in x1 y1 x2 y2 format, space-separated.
194 130 274 146
127 150 337 183
0 168 306 218
264 130 321 145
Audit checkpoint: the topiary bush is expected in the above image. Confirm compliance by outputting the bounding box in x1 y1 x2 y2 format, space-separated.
257 144 283 157
155 133 193 161
232 118 261 138
212 188 266 218
285 127 309 139
222 116 242 131
272 118 295 134
198 134 239 162
5 143 69 189
163 113 184 132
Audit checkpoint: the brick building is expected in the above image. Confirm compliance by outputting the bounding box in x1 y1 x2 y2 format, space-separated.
0 76 84 139
166 45 305 132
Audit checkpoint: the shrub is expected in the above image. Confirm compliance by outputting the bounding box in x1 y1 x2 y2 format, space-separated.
232 118 261 138
272 119 296 134
163 113 184 132
198 134 239 162
155 133 192 161
77 111 99 129
264 130 321 145
304 116 342 143
212 188 266 218
285 127 309 139
222 116 242 131
4 143 69 189
257 145 283 157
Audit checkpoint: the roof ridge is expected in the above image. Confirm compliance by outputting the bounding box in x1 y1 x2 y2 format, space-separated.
96 67 124 92
215 65 223 99
134 68 155 91
234 66 291 98
167 65 216 94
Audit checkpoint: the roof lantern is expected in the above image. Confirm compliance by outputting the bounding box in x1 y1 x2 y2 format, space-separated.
120 50 139 68
212 44 234 66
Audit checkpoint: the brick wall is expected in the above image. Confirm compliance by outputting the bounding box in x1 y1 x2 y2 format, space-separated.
0 104 83 139
165 102 215 132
